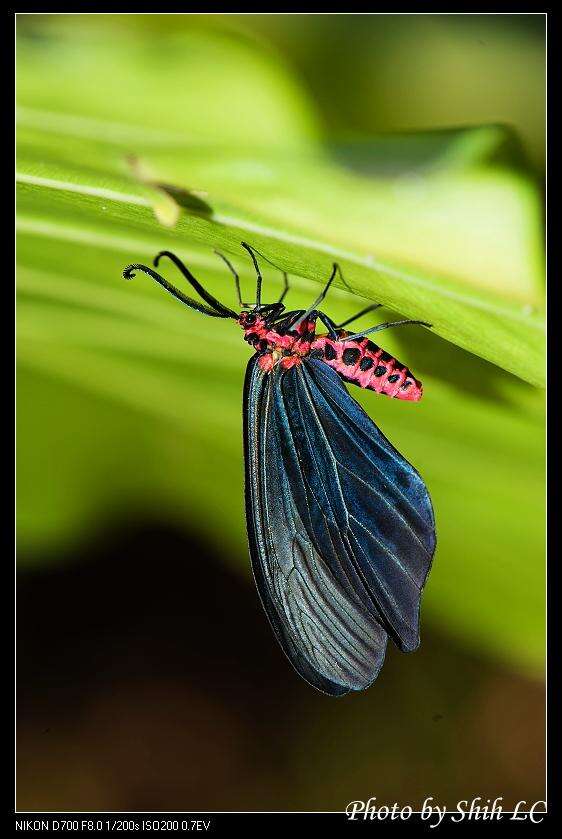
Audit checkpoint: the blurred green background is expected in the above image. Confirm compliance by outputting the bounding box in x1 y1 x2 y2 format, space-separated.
16 14 545 811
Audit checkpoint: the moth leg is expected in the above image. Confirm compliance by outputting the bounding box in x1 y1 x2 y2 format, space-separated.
277 270 289 305
299 263 338 321
215 249 243 308
241 242 263 308
345 319 432 341
239 242 291 307
316 311 338 339
274 310 306 334
337 303 383 329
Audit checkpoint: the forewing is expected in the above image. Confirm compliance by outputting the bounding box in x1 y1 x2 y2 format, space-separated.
244 355 388 696
281 358 436 652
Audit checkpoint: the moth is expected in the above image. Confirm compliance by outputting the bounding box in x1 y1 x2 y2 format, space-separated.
123 244 436 695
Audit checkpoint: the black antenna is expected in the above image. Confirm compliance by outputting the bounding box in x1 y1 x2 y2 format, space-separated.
123 264 231 318
154 251 237 318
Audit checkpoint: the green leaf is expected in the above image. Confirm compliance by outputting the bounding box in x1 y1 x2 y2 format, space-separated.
16 23 319 150
16 129 545 384
17 22 545 383
16 20 545 675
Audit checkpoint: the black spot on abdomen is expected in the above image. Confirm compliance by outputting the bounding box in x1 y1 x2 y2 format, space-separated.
359 356 373 372
324 343 337 361
374 365 386 377
387 374 399 383
342 348 360 366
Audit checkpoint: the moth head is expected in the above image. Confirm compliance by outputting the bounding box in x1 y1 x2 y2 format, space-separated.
238 310 268 331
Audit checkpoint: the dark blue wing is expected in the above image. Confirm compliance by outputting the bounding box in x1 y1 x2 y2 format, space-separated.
243 355 435 696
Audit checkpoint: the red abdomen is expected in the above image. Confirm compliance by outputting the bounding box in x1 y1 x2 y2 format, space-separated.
310 332 423 401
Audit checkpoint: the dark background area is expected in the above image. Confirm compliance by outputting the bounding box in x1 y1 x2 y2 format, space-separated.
18 523 544 811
